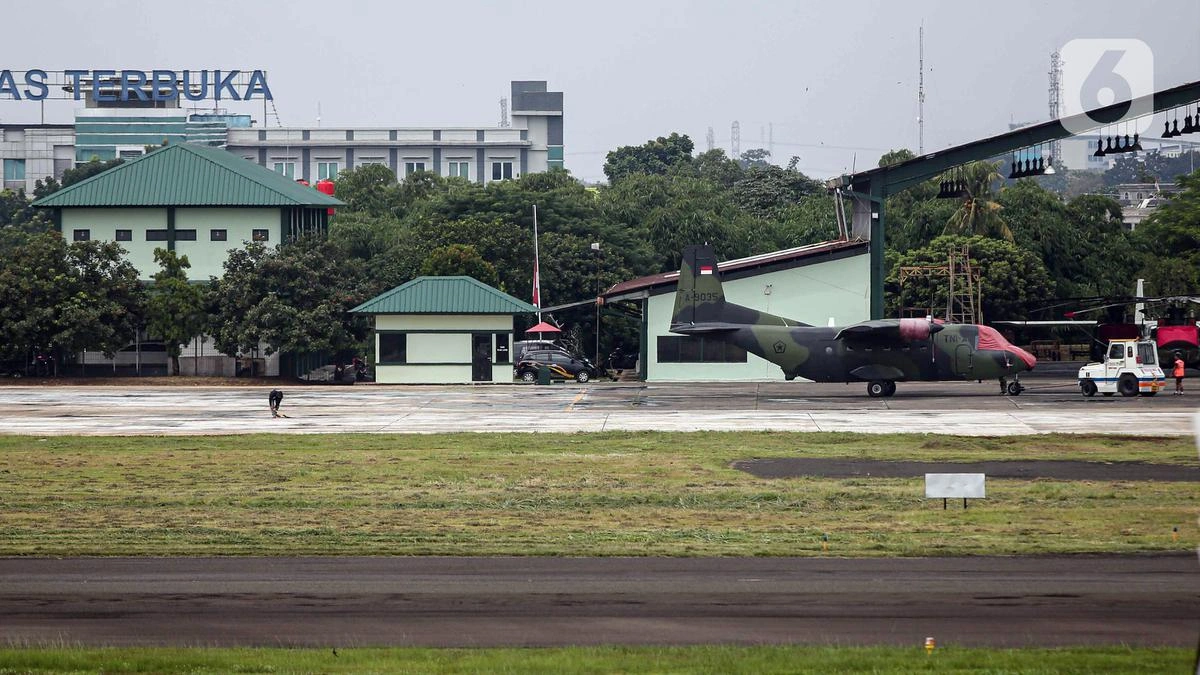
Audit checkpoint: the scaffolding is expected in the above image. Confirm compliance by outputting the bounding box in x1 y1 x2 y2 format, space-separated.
898 245 982 323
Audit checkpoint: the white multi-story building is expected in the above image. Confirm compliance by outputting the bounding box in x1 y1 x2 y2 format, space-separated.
0 80 564 193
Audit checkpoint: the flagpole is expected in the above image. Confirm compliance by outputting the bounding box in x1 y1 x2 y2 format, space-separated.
533 204 542 323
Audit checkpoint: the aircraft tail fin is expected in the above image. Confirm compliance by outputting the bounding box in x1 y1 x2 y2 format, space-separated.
671 245 727 329
670 244 809 331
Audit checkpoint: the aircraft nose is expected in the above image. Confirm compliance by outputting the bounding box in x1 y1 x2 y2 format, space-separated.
1010 346 1037 371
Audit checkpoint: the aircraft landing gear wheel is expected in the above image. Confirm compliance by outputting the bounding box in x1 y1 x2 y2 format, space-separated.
1007 381 1023 396
867 380 889 398
1080 380 1097 397
1118 374 1139 397
883 381 896 397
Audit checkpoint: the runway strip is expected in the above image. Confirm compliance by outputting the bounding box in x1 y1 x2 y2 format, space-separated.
0 381 1195 436
0 555 1194 648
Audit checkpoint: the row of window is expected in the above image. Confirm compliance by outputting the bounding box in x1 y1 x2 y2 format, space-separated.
73 229 270 243
378 333 511 365
270 160 514 181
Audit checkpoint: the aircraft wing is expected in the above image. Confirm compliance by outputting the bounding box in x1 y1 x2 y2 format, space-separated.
834 319 943 343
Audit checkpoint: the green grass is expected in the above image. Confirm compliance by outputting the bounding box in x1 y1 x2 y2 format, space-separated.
0 432 1195 557
0 645 1190 674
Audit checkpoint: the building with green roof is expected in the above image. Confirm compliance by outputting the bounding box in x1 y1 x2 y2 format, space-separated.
351 276 538 384
33 141 343 280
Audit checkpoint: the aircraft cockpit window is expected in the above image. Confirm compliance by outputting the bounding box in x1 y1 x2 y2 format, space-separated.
1137 343 1157 364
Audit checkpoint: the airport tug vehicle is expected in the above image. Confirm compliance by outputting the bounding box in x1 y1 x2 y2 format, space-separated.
1078 339 1166 397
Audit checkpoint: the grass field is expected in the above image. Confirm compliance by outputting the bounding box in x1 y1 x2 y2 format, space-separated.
0 645 1190 674
0 432 1195 557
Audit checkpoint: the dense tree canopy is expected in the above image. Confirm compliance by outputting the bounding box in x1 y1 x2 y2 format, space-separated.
0 132 1195 377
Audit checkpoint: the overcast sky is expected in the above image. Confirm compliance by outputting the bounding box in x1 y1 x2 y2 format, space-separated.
3 0 1197 182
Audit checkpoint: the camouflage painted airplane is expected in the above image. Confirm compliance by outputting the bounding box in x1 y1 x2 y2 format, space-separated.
669 245 1037 396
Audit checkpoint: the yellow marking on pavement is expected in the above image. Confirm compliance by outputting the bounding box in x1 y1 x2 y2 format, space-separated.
565 391 586 412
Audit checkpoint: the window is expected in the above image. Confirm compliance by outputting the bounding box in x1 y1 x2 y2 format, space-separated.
491 161 513 181
448 161 470 179
118 149 143 159
252 229 269 242
146 229 168 241
379 333 407 364
1137 342 1157 365
657 336 747 363
3 159 25 181
404 161 426 176
272 162 296 178
1108 343 1123 360
359 157 386 167
494 334 510 364
115 229 132 242
73 229 90 241
210 229 227 241
317 161 339 180
175 229 196 241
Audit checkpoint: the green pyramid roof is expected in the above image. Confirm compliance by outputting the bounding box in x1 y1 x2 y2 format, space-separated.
33 141 344 208
351 276 538 315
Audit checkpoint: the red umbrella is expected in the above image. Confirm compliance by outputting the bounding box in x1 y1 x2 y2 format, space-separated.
526 321 561 334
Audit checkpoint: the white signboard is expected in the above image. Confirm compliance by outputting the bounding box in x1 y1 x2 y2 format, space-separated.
925 473 986 499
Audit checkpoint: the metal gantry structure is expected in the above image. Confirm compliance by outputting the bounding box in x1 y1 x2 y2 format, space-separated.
828 78 1200 320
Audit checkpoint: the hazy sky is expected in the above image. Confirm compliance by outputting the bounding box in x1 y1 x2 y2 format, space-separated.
3 0 1197 182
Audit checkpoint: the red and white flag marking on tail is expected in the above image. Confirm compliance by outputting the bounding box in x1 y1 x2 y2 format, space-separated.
699 265 714 275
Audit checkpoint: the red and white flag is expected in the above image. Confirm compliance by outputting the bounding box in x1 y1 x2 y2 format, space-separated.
532 204 542 309
532 260 540 308
699 265 714 275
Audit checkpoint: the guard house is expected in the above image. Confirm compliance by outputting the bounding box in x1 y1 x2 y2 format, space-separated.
33 141 343 280
351 276 538 384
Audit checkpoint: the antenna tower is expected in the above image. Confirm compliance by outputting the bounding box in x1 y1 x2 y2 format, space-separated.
499 97 510 128
706 126 715 152
1048 50 1063 160
918 23 925 154
731 120 741 159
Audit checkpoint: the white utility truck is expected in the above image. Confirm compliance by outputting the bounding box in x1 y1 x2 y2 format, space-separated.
1078 339 1165 397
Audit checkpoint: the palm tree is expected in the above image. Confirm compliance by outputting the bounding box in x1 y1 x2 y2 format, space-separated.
942 161 1012 240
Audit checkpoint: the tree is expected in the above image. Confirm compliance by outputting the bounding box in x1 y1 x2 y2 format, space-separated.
207 238 370 361
738 148 772 169
0 232 144 370
146 249 207 375
730 165 823 219
1134 168 1200 264
60 158 124 189
420 244 499 287
886 234 1052 321
603 133 694 183
878 148 916 168
943 161 1011 240
333 163 402 218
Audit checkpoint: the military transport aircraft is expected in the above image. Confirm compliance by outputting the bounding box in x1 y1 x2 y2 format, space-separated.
669 245 1037 397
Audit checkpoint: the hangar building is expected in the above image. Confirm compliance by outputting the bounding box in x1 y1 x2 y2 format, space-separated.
603 240 870 382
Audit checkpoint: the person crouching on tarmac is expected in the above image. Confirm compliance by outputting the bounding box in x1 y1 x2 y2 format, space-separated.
269 389 285 417
1173 352 1186 396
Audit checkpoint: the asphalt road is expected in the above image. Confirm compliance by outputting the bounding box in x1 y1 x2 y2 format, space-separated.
0 378 1196 436
1 556 1194 648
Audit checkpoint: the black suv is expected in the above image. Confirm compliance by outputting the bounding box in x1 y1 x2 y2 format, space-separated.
516 350 598 383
